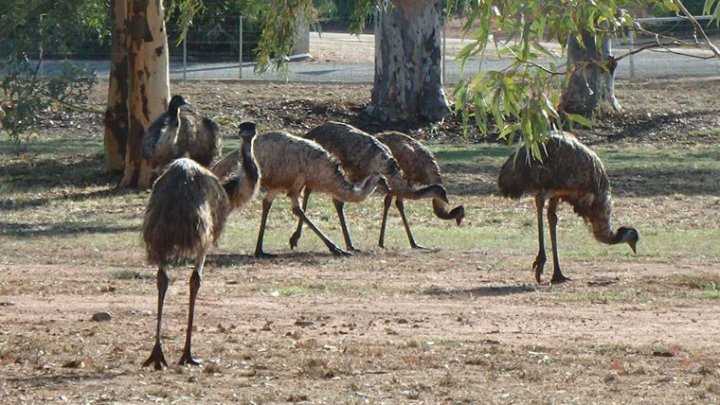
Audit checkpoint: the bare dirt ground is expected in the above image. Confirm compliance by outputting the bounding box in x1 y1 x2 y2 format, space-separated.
1 76 720 404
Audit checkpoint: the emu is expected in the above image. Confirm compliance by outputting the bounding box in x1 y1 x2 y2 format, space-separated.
213 129 385 258
497 131 639 284
142 123 259 370
142 94 222 170
375 130 465 248
290 122 447 251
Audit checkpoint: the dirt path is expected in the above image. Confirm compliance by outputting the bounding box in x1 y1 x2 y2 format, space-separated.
2 248 720 404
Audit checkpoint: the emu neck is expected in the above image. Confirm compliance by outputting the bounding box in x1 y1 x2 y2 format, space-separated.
432 198 460 220
241 139 259 185
591 219 624 245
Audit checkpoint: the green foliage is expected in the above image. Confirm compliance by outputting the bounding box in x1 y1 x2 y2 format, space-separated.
254 0 318 72
452 0 714 159
0 0 102 144
705 0 720 25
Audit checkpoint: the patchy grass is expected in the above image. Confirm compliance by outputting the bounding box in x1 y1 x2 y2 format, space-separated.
2 80 720 404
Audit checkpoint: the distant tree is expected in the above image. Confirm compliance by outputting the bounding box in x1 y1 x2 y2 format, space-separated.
257 0 451 122
0 0 102 144
453 0 720 157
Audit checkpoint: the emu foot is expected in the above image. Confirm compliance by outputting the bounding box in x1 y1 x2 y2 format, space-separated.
532 256 546 284
550 271 571 284
254 250 277 259
410 243 428 250
178 352 202 367
327 244 351 256
142 343 168 371
289 232 301 250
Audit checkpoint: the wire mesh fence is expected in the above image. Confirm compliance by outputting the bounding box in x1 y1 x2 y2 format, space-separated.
32 16 720 84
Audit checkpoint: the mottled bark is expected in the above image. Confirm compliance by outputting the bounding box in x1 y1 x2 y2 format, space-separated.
103 0 128 174
370 0 451 122
119 0 170 189
560 30 620 118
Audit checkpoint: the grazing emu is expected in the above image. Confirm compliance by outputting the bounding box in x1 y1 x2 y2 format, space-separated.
375 130 465 248
213 130 385 258
497 131 639 284
142 94 222 170
290 121 447 251
142 124 259 370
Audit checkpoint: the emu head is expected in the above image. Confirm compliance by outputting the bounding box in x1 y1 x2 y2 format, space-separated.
617 226 639 253
238 121 257 140
168 95 188 116
452 205 465 226
429 184 449 204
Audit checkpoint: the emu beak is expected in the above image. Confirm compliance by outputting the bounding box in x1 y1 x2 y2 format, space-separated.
629 240 637 254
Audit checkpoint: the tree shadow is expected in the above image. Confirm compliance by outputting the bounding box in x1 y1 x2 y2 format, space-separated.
0 222 140 238
421 284 537 297
207 250 341 268
3 369 132 385
1 155 116 191
0 187 124 212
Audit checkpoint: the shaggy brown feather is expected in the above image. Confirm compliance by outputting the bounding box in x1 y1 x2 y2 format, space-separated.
214 130 382 257
291 122 448 250
497 131 639 283
142 95 222 170
375 130 465 225
143 158 230 265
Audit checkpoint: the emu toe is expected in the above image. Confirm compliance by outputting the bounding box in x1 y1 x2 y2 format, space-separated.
532 257 546 284
178 352 202 367
289 232 301 250
143 343 169 371
255 250 278 259
550 270 571 285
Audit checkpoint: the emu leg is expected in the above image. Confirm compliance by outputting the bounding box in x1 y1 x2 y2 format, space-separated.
333 198 358 251
396 198 425 250
378 194 393 248
289 189 311 250
291 197 349 256
532 194 547 283
547 197 570 284
143 265 170 370
178 254 205 366
255 198 277 258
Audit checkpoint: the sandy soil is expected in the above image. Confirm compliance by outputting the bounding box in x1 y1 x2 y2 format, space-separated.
1 74 720 403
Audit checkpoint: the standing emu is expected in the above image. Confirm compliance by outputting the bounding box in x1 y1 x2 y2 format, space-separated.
375 130 465 248
142 94 222 170
290 121 448 251
498 131 639 284
212 129 385 258
142 123 259 370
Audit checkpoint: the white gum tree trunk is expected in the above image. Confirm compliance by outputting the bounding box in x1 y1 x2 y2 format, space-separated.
370 0 451 122
120 0 170 189
103 0 129 174
560 29 620 118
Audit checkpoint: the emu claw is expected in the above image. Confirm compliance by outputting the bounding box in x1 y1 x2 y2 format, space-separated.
143 343 168 371
328 245 351 256
178 353 202 367
289 232 301 250
550 272 571 284
255 251 277 259
532 258 546 284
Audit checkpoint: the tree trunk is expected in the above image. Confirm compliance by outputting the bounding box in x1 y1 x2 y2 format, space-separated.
103 0 128 174
370 0 451 122
560 29 620 118
120 0 170 189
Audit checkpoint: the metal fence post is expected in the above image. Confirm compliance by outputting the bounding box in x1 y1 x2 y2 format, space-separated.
239 15 243 79
628 29 635 81
183 32 187 82
442 15 446 84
